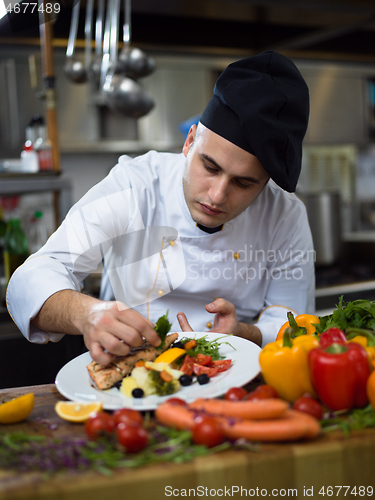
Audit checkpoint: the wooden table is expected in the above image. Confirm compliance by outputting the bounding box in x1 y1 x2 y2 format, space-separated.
0 384 375 500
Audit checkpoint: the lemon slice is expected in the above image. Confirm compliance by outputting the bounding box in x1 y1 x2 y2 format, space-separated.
154 347 186 364
55 401 103 423
0 393 35 424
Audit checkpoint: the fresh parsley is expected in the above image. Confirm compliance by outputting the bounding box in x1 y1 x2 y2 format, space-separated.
320 404 375 437
154 311 172 349
0 424 232 476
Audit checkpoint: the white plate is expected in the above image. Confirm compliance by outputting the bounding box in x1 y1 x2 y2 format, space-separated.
55 332 261 411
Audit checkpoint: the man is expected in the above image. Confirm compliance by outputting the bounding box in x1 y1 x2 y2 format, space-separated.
6 51 315 366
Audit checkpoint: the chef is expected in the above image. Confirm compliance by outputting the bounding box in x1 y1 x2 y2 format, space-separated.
6 50 314 366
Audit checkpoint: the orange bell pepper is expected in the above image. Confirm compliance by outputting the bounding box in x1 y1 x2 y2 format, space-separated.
367 365 375 410
276 312 319 340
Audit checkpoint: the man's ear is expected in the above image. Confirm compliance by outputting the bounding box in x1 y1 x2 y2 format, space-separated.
182 124 197 157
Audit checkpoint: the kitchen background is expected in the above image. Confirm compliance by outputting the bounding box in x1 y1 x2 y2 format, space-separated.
1 0 375 387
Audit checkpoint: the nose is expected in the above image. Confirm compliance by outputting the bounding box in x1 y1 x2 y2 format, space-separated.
208 178 229 205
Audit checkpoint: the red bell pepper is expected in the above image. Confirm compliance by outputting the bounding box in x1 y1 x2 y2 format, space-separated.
319 327 347 347
308 342 370 411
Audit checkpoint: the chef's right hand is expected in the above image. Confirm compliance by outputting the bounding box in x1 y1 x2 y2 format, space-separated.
80 301 161 366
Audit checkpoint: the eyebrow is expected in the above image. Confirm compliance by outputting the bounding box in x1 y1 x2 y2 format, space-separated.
201 153 261 184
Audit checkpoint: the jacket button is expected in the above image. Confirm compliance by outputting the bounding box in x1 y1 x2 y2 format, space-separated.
206 322 212 329
158 290 164 296
234 252 240 260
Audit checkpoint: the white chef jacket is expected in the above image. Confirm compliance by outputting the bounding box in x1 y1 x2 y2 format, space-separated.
6 150 315 347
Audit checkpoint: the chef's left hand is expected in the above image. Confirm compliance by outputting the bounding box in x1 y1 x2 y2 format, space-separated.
177 298 239 334
205 298 239 333
177 298 262 346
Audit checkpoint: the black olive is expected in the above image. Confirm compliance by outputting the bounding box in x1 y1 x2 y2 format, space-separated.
114 380 123 389
132 388 144 398
197 374 210 385
179 374 193 386
173 341 184 349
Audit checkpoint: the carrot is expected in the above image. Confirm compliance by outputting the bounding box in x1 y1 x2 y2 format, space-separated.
160 370 173 383
155 402 320 442
134 360 146 367
189 397 288 420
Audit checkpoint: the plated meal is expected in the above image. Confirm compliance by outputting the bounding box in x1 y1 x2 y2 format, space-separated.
55 325 261 410
87 332 233 399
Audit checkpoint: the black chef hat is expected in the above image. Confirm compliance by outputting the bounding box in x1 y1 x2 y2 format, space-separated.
200 51 309 192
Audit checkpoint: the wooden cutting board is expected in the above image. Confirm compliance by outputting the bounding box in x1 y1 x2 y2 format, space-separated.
0 384 375 500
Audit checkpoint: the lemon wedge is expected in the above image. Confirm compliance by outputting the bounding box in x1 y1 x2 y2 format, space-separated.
0 393 35 424
154 347 186 364
145 361 183 380
55 401 103 423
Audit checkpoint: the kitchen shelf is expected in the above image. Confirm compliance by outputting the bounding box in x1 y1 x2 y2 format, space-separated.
343 231 375 242
60 140 183 154
316 279 375 297
315 279 375 314
0 172 72 224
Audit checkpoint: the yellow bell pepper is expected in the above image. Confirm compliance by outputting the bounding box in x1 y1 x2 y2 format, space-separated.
276 312 319 340
346 327 375 370
259 329 319 402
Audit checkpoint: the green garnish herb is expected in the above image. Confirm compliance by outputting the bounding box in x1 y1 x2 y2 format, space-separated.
123 426 230 467
0 424 234 476
316 296 375 334
320 404 375 437
180 334 235 361
154 311 172 349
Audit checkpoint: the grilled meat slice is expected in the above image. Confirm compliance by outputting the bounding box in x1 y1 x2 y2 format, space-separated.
86 332 179 390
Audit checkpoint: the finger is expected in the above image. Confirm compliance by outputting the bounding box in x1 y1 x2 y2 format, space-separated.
205 298 233 314
116 308 161 347
89 310 145 349
90 327 134 357
114 302 155 329
89 341 116 366
177 312 194 332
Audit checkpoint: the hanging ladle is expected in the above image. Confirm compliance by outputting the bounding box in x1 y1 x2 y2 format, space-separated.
102 0 154 117
64 0 87 84
116 0 155 79
90 0 104 85
84 0 94 81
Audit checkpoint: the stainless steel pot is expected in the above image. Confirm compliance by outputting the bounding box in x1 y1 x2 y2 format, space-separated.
298 192 342 266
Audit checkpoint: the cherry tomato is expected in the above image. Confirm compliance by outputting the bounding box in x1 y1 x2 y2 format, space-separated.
245 384 279 400
211 359 232 372
192 416 225 448
184 340 197 351
193 364 219 378
112 408 144 427
293 395 324 420
193 353 212 366
224 387 248 401
166 397 187 406
84 412 115 440
116 423 149 453
180 355 194 376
